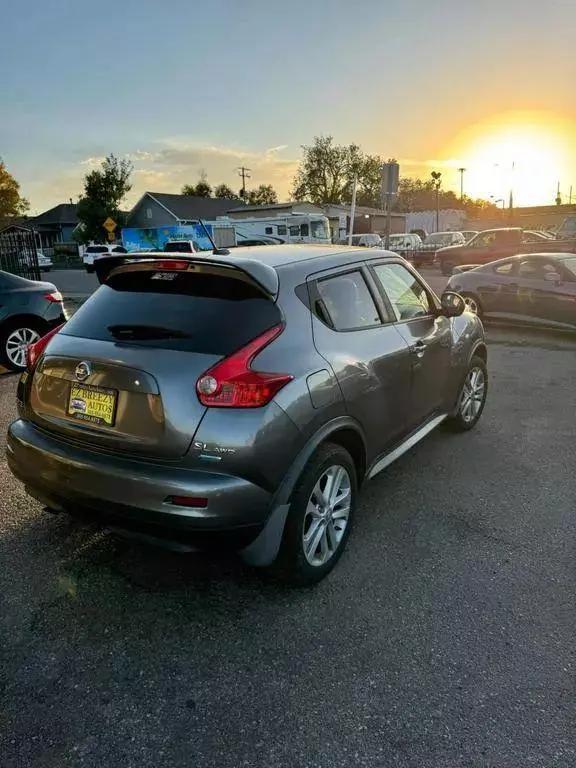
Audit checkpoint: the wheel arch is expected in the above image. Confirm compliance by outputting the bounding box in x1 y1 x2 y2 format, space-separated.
1 314 49 334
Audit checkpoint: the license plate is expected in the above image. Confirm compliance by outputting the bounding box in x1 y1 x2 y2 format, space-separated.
67 383 117 426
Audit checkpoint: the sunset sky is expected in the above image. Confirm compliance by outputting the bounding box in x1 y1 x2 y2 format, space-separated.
2 0 575 213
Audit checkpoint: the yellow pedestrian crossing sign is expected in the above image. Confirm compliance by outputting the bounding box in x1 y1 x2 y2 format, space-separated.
103 217 117 233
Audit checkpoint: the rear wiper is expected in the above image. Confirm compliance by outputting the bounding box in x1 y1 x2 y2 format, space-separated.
107 324 191 341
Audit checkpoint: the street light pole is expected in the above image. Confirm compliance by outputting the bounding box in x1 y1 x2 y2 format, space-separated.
458 167 466 200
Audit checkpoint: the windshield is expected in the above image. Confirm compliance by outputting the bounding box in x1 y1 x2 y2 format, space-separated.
561 257 576 277
311 219 330 239
424 233 455 246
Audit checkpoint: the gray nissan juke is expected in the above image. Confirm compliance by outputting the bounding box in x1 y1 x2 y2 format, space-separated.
6 245 488 585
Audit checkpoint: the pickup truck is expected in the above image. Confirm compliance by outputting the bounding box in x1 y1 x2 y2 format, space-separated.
436 228 576 275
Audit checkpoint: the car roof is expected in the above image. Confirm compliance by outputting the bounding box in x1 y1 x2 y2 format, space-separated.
120 245 402 296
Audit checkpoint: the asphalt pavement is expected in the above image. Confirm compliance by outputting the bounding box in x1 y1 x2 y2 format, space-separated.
0 327 575 767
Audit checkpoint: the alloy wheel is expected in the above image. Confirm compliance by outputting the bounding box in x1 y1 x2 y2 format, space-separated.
302 464 351 566
5 327 40 369
459 367 485 423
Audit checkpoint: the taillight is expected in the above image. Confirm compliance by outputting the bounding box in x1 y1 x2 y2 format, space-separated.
27 324 64 372
196 324 292 408
151 260 190 270
45 291 63 303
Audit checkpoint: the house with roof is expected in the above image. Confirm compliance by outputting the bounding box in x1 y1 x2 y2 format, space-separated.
0 203 79 250
126 192 239 229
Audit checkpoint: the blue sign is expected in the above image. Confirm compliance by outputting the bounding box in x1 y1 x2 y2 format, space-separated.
121 224 214 252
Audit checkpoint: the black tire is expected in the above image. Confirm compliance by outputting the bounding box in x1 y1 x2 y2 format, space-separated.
267 443 357 586
447 355 488 432
0 319 44 372
460 292 483 317
441 260 455 276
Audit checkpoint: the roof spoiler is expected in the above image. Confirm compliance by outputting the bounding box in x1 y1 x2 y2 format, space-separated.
94 253 279 297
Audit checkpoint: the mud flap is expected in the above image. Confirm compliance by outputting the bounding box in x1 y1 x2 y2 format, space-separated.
239 503 290 567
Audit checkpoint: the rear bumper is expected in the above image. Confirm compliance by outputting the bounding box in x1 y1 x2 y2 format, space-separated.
6 419 273 546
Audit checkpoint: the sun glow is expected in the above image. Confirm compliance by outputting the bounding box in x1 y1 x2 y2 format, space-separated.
446 113 575 206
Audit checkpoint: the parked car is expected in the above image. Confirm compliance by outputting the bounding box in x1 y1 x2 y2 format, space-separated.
413 231 467 268
0 270 65 371
235 235 284 247
387 233 423 256
556 215 576 240
163 240 199 253
83 244 128 273
7 245 487 584
16 249 53 272
436 228 576 275
447 252 576 330
461 231 479 244
346 233 383 247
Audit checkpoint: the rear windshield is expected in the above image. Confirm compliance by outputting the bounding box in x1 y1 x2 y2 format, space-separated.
86 246 109 254
164 242 194 253
61 269 281 355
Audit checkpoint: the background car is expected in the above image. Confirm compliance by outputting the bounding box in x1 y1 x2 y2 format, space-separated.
0 270 65 371
36 251 53 271
345 233 383 247
436 227 576 275
8 246 486 585
447 252 576 329
387 233 423 256
413 231 466 267
83 244 127 273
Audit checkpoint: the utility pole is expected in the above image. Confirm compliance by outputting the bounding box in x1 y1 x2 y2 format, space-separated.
348 177 358 245
569 185 573 205
431 171 442 231
555 181 562 206
237 166 251 201
458 167 466 200
508 161 515 218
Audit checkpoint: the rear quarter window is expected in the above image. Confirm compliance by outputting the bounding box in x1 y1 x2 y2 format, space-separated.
61 270 282 355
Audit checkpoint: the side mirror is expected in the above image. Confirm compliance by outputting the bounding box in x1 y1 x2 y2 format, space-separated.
544 271 562 284
440 291 465 317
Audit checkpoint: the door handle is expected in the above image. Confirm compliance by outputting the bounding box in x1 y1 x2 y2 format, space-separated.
410 340 426 358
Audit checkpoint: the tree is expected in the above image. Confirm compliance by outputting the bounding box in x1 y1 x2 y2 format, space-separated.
0 159 29 221
214 183 238 199
182 170 212 198
246 184 278 206
76 154 133 243
393 177 498 218
291 136 383 207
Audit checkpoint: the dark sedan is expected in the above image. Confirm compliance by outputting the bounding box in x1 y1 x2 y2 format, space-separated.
0 271 66 371
446 253 576 330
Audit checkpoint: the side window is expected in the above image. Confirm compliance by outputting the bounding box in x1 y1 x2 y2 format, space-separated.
289 225 300 236
277 225 287 236
316 271 381 331
494 262 513 274
112 246 127 254
265 227 273 235
372 263 433 321
518 259 558 279
300 223 309 237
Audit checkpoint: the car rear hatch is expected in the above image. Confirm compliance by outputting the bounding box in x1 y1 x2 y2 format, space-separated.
27 259 282 459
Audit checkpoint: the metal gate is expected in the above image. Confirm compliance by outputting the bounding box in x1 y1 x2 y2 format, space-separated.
0 229 41 281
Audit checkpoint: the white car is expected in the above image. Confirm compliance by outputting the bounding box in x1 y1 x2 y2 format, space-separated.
387 233 423 252
348 233 383 247
83 244 127 273
36 251 53 271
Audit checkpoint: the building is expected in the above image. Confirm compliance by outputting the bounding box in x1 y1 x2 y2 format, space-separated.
126 192 240 228
322 204 406 242
224 202 323 220
465 203 576 232
0 203 79 250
